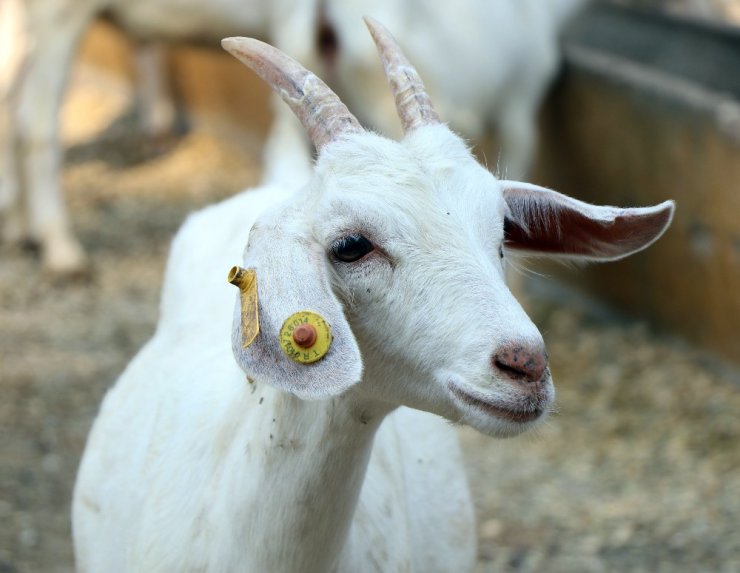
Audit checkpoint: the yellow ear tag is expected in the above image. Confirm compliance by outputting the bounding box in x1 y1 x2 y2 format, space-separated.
279 311 333 364
228 266 259 348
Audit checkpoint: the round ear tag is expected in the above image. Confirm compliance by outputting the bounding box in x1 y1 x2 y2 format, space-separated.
279 311 333 364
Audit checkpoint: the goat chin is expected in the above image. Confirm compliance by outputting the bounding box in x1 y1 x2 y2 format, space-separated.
440 371 554 439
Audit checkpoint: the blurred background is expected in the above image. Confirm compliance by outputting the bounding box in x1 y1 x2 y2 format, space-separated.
1 0 739 571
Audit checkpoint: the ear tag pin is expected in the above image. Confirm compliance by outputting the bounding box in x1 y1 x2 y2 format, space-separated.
279 311 332 364
228 266 260 348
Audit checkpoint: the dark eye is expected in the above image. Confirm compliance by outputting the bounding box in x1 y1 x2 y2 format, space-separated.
331 234 375 262
499 245 504 259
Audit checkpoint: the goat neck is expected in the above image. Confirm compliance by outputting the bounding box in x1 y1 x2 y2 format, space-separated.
229 386 391 571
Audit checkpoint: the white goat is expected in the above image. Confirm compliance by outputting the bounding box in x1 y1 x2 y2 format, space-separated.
72 18 673 572
301 0 586 179
1 0 583 274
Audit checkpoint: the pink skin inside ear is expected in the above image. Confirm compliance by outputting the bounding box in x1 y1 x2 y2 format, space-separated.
503 184 674 261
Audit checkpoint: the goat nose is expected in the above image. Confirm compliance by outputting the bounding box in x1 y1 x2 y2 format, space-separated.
493 342 548 384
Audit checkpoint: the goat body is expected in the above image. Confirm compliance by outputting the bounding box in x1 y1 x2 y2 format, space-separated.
310 0 586 176
73 17 672 573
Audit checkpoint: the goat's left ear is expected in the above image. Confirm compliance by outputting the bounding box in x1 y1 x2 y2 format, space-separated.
230 210 362 400
502 181 675 261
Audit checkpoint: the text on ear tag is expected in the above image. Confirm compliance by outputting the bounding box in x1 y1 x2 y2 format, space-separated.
228 266 259 348
279 311 332 364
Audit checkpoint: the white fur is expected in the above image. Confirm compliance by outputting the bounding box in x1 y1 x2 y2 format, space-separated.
0 0 584 273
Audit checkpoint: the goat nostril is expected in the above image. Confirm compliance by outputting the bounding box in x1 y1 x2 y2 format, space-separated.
493 344 548 383
493 359 528 380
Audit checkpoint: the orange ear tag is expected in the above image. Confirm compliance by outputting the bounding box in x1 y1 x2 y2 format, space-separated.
227 266 259 348
279 311 333 364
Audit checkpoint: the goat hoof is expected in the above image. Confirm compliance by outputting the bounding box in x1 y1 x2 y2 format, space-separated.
42 238 90 279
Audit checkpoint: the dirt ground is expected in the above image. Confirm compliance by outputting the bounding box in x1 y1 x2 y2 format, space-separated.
2 74 740 573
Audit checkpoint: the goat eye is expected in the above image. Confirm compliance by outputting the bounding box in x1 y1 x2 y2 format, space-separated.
331 234 374 263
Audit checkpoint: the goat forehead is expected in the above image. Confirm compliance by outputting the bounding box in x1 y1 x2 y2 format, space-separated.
315 127 473 187
312 135 505 231
312 178 505 249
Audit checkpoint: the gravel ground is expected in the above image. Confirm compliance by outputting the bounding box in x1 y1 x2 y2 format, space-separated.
2 83 740 573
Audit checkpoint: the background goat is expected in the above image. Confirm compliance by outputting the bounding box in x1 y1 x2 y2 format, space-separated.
72 18 673 572
0 0 275 274
0 0 583 275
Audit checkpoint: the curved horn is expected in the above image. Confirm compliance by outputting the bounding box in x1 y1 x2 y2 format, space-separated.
363 16 440 133
222 37 362 151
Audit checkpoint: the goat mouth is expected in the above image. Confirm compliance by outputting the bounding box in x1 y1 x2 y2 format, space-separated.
447 383 545 424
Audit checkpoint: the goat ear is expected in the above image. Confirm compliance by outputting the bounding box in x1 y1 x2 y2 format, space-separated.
230 210 362 400
501 181 675 261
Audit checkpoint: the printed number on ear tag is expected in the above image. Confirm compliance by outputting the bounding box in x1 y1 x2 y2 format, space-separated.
279 311 333 364
228 266 259 348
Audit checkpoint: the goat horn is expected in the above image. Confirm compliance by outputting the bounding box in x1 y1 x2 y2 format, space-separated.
222 37 363 152
364 16 440 133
